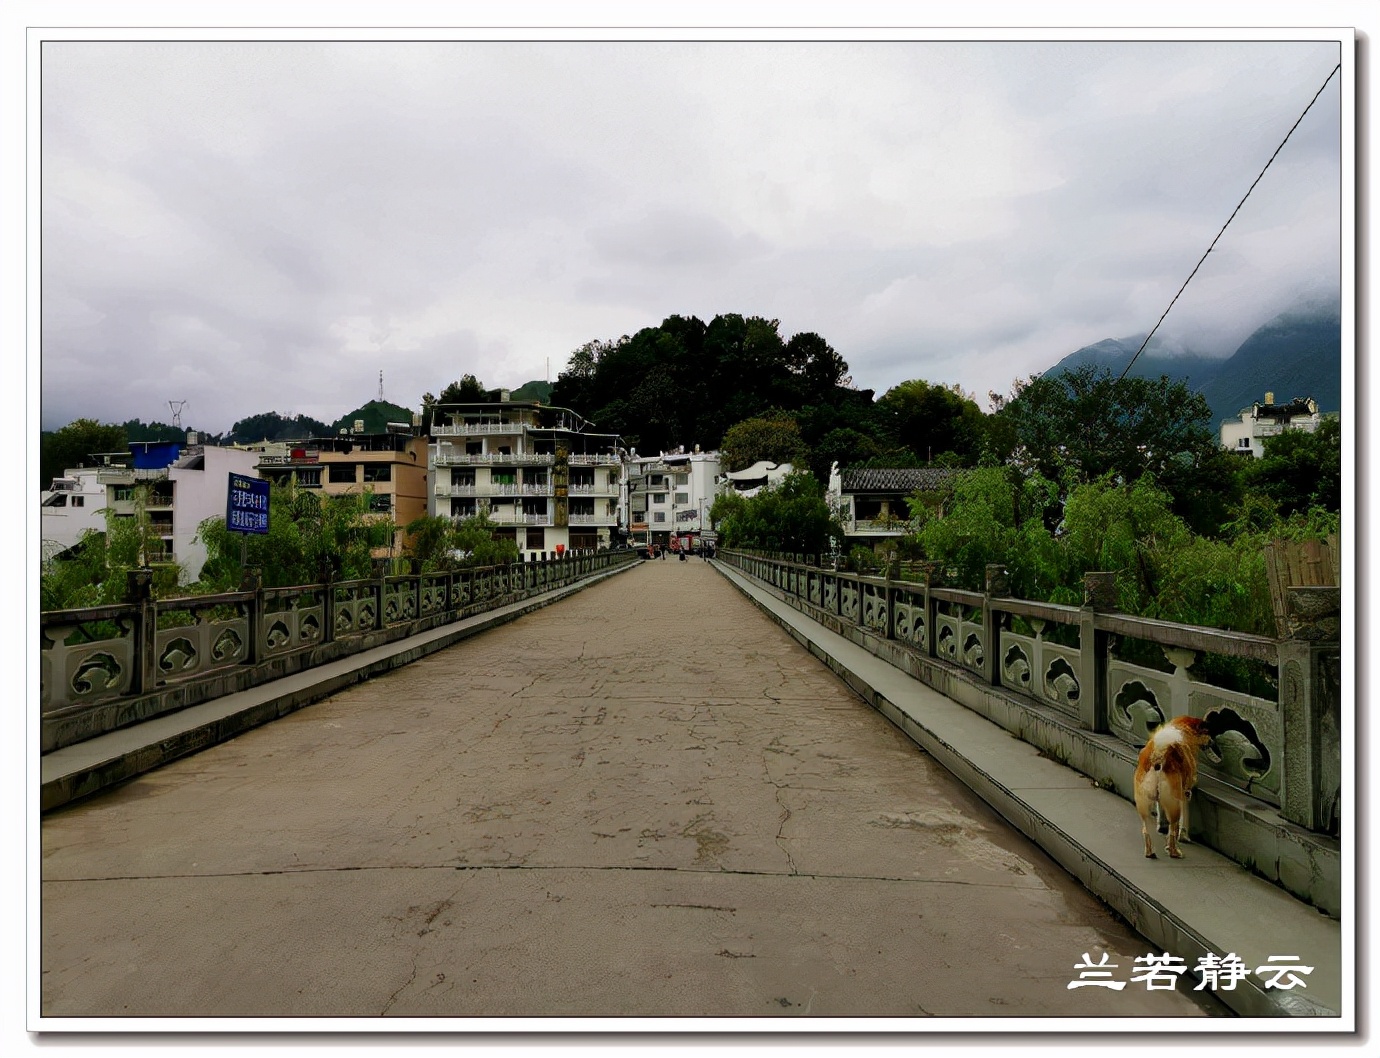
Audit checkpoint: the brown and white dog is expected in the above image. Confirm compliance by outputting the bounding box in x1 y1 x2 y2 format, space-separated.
1134 715 1213 859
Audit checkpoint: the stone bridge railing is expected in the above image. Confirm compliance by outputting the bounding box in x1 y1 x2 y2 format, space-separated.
721 549 1341 842
41 549 638 753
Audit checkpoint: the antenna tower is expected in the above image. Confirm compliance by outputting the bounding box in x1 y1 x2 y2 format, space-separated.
169 400 188 429
378 370 385 402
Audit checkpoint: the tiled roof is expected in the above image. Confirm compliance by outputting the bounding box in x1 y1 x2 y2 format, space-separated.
840 467 956 493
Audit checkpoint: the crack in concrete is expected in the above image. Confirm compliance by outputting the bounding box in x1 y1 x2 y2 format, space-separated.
381 956 418 1015
773 785 798 876
43 862 1037 888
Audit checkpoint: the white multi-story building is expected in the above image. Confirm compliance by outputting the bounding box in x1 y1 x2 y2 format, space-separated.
625 447 722 550
41 440 261 582
428 401 623 557
1220 392 1322 458
169 445 266 582
40 467 111 563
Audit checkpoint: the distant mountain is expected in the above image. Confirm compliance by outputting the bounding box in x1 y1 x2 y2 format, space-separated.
1196 312 1341 423
1046 309 1341 424
510 379 553 403
1049 335 1225 391
329 399 418 435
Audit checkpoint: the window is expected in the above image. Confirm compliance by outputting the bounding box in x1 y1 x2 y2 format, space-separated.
466 442 482 455
452 499 476 518
452 468 475 486
651 493 666 505
328 463 358 483
569 531 597 550
525 527 545 551
674 492 689 505
1238 438 1251 448
368 494 392 512
114 487 134 502
653 511 666 523
650 475 664 487
296 469 321 488
492 469 516 486
363 464 392 482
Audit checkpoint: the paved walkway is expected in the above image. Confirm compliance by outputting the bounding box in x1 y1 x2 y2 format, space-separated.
41 558 1222 1020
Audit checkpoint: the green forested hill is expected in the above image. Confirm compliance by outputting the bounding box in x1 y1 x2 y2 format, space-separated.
1046 308 1341 423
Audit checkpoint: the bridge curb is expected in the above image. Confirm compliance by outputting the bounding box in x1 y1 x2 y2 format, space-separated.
41 560 641 813
712 561 1343 1021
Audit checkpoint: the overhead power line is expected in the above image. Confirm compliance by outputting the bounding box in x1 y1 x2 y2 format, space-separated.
1117 62 1342 382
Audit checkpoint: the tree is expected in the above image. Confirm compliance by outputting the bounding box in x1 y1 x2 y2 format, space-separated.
911 467 1065 599
808 427 883 482
195 485 393 589
40 418 128 490
422 374 489 434
548 313 859 455
404 514 460 571
709 471 840 554
719 412 809 472
451 512 520 567
874 380 985 466
1242 416 1341 517
995 366 1219 508
225 411 331 445
1058 474 1194 614
41 486 181 608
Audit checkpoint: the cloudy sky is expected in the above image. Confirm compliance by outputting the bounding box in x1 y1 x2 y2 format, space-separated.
39 33 1345 434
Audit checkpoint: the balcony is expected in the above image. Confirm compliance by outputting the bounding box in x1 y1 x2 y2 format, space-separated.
568 483 618 496
433 453 556 467
568 453 621 466
848 518 910 536
433 423 530 437
567 513 616 526
96 467 169 484
483 511 553 526
434 482 552 497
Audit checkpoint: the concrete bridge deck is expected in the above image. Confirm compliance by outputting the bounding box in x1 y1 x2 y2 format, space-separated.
39 558 1337 1023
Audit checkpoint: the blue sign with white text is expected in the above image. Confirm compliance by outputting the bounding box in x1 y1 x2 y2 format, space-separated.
227 473 270 534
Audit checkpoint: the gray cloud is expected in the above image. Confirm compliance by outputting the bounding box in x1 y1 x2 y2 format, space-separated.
40 38 1345 433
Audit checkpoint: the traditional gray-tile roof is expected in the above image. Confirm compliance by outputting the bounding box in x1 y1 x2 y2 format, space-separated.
840 467 957 493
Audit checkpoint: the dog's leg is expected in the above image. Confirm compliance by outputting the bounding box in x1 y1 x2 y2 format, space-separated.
1163 794 1184 858
1156 801 1169 835
1178 788 1192 844
1135 791 1157 859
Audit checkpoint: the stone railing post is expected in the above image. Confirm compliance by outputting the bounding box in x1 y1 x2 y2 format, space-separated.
917 562 938 658
1278 586 1342 835
238 566 263 666
983 563 1009 686
126 568 157 695
374 559 389 630
1078 571 1117 733
318 560 336 644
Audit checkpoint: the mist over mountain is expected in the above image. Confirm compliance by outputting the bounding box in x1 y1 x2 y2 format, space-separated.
1046 308 1341 424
